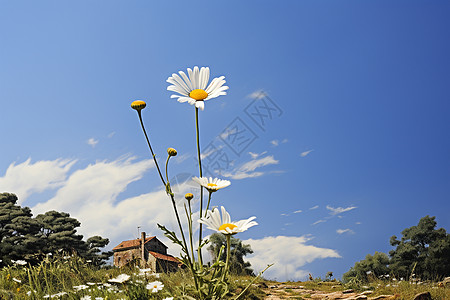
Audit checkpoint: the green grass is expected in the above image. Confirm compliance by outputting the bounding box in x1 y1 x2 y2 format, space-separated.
1 256 448 299
0 255 268 299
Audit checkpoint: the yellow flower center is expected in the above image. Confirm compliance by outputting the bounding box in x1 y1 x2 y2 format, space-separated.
189 89 208 101
207 183 218 188
219 223 237 232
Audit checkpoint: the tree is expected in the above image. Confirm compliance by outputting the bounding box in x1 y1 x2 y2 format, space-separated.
35 210 86 255
0 193 42 264
207 233 254 275
389 215 450 280
0 192 113 266
343 251 390 282
84 236 114 266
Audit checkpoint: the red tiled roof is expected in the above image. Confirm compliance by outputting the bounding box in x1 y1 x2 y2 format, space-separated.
149 251 180 263
113 236 156 251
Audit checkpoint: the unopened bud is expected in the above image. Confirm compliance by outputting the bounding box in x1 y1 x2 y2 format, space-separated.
131 100 146 111
185 193 194 201
167 148 178 157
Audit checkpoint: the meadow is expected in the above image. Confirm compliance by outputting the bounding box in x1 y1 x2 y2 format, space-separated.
1 254 448 299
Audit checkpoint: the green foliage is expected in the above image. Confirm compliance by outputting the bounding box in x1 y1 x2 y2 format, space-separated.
344 215 450 282
207 233 254 275
389 215 450 280
343 251 390 282
0 192 112 267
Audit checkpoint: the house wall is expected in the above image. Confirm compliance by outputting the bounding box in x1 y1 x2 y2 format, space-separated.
155 258 179 273
113 248 141 268
146 239 167 254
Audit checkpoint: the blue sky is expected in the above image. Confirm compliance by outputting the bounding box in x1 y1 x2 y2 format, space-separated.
1 1 449 281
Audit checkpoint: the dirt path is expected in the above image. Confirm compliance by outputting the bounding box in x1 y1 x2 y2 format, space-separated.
261 283 400 300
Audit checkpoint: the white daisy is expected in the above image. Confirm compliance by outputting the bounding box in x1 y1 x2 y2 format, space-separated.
198 206 257 235
108 274 130 283
167 66 229 110
146 281 164 293
192 177 231 192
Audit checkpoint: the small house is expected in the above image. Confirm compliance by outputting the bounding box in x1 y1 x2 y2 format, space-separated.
112 232 179 272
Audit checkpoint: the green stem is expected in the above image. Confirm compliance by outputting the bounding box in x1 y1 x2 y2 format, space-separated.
205 191 213 217
185 202 195 267
135 110 192 268
195 107 205 266
137 110 165 185
165 155 170 184
222 235 231 282
234 264 274 300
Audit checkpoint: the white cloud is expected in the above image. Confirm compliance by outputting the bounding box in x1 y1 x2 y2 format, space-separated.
32 157 153 219
293 210 302 214
223 155 279 180
270 140 279 146
244 236 341 281
219 128 237 141
309 205 319 210
247 90 267 99
248 151 267 159
87 138 99 147
0 158 76 203
312 219 326 225
174 153 191 164
201 145 223 160
300 150 314 157
26 156 199 257
281 139 288 144
107 132 116 138
240 155 278 173
326 205 357 216
337 229 355 235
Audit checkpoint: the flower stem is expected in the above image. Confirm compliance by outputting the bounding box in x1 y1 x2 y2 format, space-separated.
135 110 192 267
195 107 205 266
137 110 165 185
205 191 212 217
186 201 195 266
222 235 231 282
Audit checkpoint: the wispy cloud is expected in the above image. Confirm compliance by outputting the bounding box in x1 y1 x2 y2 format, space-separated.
312 219 326 225
223 154 279 180
107 132 116 138
174 153 191 164
247 90 267 100
309 205 319 210
270 140 279 146
337 229 355 235
87 138 99 147
293 210 302 214
201 145 224 160
244 236 341 281
248 151 267 160
219 128 237 141
300 150 314 157
270 139 288 147
326 205 357 216
0 158 76 203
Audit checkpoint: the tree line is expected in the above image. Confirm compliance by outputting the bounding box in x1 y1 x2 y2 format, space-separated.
0 192 112 266
344 215 450 282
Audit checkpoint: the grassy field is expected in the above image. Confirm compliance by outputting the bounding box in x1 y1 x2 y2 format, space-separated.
0 256 448 299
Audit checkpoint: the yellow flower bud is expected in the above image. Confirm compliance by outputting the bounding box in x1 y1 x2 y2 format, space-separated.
185 193 194 201
131 100 146 111
167 148 178 157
